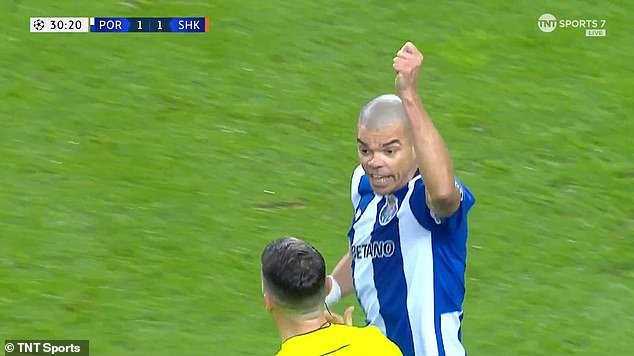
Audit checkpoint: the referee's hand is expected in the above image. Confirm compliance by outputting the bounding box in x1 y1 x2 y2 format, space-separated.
325 306 355 326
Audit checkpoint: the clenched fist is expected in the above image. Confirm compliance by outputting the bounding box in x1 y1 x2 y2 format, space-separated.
393 42 423 95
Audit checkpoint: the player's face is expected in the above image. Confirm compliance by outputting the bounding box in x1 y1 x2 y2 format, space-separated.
357 122 417 195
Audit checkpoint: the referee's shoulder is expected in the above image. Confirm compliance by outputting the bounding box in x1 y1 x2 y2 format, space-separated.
352 325 403 355
356 324 386 339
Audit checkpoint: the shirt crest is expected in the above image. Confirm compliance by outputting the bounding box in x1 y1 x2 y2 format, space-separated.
378 194 399 226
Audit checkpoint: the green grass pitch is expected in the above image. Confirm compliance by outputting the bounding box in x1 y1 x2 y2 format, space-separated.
1 1 632 355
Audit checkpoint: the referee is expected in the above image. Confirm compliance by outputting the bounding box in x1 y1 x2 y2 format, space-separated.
261 237 402 356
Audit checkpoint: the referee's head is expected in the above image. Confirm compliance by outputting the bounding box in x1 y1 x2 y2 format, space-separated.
261 237 329 319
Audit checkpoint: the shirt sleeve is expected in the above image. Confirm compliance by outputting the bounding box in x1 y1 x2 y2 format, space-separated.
410 177 475 234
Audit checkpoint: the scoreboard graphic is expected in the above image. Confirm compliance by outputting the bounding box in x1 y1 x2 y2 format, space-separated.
30 17 210 33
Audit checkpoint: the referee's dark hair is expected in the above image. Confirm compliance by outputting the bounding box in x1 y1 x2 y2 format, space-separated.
261 237 328 315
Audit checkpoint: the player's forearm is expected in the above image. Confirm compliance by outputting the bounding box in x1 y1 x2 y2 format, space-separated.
400 91 457 216
331 251 354 296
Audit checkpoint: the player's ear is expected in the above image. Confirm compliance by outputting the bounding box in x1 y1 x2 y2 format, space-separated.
263 292 273 313
326 276 333 295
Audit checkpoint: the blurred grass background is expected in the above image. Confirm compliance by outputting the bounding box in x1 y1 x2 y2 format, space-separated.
1 1 632 355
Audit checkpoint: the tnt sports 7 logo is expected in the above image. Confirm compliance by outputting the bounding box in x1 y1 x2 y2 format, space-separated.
538 13 606 37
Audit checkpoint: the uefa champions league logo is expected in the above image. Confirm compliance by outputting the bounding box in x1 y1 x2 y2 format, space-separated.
378 194 399 226
33 19 45 31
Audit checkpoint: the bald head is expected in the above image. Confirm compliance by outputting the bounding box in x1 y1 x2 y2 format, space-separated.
358 94 410 131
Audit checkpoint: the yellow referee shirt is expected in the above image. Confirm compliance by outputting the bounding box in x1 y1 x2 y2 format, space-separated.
276 324 402 356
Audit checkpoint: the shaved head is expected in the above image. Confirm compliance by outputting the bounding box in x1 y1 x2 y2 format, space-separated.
358 94 410 131
356 94 417 195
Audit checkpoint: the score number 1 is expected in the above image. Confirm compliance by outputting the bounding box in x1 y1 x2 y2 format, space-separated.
137 19 163 31
129 18 170 32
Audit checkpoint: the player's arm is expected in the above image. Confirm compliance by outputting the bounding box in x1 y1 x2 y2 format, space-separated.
393 42 461 218
325 251 354 306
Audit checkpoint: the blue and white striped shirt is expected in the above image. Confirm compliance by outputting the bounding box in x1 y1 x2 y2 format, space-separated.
347 165 476 356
